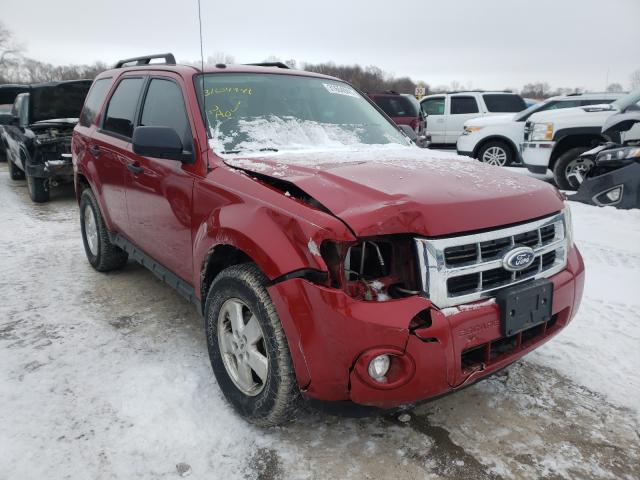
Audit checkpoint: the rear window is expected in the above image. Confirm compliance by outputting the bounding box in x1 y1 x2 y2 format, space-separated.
483 94 526 112
451 96 479 114
79 78 112 127
371 95 418 117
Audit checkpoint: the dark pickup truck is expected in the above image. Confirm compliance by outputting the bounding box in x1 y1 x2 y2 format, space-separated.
2 79 92 202
0 84 29 162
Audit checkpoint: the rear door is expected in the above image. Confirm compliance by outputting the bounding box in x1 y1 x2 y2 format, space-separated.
89 75 146 233
124 74 196 282
421 96 446 143
446 95 480 143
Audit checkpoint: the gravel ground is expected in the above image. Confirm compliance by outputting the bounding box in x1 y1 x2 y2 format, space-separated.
0 162 638 480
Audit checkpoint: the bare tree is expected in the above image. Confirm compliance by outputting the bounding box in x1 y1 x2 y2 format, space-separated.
0 22 24 82
521 82 552 99
630 70 640 90
606 83 624 93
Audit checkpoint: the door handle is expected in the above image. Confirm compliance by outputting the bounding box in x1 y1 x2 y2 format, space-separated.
89 144 101 156
127 163 144 174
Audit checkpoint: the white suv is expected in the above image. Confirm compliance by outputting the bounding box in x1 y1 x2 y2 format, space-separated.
420 91 525 145
522 89 640 189
456 93 624 166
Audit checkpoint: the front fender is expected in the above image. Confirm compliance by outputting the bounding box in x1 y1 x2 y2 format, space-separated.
192 169 356 298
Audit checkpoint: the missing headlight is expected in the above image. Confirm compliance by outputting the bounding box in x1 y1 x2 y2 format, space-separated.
321 236 420 301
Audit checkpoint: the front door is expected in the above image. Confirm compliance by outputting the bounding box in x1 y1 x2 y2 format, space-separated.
124 76 196 282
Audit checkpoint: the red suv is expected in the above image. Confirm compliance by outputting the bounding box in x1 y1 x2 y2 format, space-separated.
72 54 584 425
367 91 427 145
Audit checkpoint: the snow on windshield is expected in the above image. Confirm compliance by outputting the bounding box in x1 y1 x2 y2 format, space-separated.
209 116 401 153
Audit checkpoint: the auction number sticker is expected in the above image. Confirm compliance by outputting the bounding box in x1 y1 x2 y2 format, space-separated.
323 83 359 98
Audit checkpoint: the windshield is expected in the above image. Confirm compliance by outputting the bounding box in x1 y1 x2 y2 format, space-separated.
612 89 640 112
197 73 408 153
371 95 419 117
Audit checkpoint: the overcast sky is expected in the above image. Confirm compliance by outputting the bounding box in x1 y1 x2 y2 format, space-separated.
3 0 639 91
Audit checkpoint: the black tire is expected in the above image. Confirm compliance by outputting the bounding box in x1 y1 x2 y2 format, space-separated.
8 156 25 180
477 140 514 166
205 263 300 426
79 188 128 271
553 146 591 191
26 173 50 203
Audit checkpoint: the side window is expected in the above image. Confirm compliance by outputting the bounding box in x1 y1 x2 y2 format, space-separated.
139 78 191 148
103 77 144 138
451 96 479 114
421 97 445 115
79 78 112 127
581 99 615 106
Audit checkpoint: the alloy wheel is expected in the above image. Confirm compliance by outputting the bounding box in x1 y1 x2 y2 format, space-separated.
217 298 269 396
84 205 99 256
565 157 594 189
481 146 508 166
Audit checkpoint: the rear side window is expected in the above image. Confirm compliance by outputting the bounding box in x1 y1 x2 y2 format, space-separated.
140 79 192 147
483 94 526 112
79 78 112 127
421 97 445 115
371 95 418 117
581 99 616 106
103 77 144 138
451 96 479 114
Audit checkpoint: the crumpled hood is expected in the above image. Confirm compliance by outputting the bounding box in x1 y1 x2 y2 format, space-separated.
224 147 564 237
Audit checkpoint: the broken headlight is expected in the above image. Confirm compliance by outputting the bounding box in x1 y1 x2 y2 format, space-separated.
596 146 640 165
321 236 420 301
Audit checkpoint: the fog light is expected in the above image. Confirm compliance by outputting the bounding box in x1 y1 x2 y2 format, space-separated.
605 187 622 202
368 355 390 382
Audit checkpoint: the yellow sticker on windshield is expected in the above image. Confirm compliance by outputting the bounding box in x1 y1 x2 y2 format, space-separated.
204 87 253 97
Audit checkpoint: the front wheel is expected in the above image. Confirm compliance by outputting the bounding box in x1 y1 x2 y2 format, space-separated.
205 263 300 426
26 173 50 203
553 146 592 190
477 141 514 166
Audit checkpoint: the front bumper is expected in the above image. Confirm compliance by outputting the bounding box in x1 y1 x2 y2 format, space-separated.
456 133 477 157
268 246 585 410
27 158 74 179
522 141 554 174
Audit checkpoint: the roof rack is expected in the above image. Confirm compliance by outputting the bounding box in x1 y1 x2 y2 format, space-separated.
115 53 176 69
448 90 512 94
244 62 290 69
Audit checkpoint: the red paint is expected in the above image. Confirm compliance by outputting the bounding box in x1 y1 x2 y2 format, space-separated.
72 64 585 410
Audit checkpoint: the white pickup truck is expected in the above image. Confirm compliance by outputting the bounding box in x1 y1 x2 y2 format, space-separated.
522 89 640 189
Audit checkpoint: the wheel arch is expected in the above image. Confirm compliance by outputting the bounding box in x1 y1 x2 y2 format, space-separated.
550 128 606 169
473 135 519 160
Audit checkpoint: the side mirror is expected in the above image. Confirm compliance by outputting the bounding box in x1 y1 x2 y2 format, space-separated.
132 126 193 163
398 124 418 142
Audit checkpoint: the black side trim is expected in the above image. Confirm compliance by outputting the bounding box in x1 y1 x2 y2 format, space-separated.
553 126 602 142
524 163 548 174
271 268 329 285
110 233 201 311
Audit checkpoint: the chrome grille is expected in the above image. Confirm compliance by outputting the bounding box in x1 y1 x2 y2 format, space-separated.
415 212 569 308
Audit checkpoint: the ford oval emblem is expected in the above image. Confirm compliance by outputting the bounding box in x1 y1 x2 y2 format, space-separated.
502 246 536 272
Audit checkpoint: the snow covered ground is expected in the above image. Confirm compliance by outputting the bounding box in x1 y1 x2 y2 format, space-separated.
0 163 638 479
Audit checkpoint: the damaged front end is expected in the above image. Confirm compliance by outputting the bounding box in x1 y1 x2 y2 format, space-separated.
28 122 76 183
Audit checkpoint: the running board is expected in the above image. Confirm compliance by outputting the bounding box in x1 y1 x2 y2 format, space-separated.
109 232 201 314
